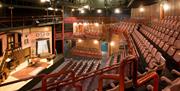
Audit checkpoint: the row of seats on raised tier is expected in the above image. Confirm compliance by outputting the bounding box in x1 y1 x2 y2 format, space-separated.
110 22 137 33
153 16 179 31
140 21 180 65
71 47 102 59
46 58 101 91
73 31 102 38
131 29 165 71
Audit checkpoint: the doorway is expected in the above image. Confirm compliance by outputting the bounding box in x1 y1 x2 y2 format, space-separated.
101 42 108 52
56 40 62 54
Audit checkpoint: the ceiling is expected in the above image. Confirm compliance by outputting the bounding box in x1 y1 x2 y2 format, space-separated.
0 0 159 31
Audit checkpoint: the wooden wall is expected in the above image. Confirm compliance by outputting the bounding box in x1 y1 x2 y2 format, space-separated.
110 34 121 55
131 0 180 19
76 39 100 50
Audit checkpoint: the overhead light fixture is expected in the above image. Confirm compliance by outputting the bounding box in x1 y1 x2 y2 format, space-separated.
110 41 115 46
95 23 99 27
78 39 82 43
0 2 2 8
55 8 58 11
80 9 85 14
47 7 54 10
72 9 75 12
114 8 121 14
93 40 99 44
40 0 50 3
139 7 145 12
162 2 170 11
97 9 102 14
83 5 89 9
35 20 40 24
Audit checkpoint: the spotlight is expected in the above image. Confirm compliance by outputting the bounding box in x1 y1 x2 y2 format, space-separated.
35 20 40 24
47 7 54 10
163 3 170 11
40 0 50 3
0 3 2 8
78 39 82 43
94 23 99 27
55 8 58 11
114 8 121 14
110 41 115 46
80 9 85 14
139 7 145 12
72 9 75 12
83 5 89 9
93 40 99 44
97 9 102 14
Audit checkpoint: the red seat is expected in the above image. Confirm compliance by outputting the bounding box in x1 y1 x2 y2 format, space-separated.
168 37 176 45
172 31 179 38
168 30 174 36
164 29 170 35
155 52 162 61
167 46 176 56
162 43 170 52
151 48 157 56
173 50 180 63
146 54 152 63
159 41 165 48
163 35 170 42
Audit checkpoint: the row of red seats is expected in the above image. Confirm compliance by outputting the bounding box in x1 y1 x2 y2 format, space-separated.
131 29 165 71
154 16 180 31
73 31 102 39
140 22 180 65
71 47 102 59
46 59 101 90
110 22 137 33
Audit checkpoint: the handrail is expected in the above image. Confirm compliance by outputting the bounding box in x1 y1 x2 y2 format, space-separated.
30 63 122 91
41 70 81 91
98 55 159 91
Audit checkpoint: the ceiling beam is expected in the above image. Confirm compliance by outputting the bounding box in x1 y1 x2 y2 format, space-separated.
127 0 134 7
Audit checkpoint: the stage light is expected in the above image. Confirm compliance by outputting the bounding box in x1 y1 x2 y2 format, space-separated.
83 5 89 9
97 9 102 13
55 8 58 11
139 7 145 12
93 40 99 44
40 0 50 3
114 8 121 14
0 2 2 8
47 7 54 10
72 9 75 12
163 3 170 11
110 41 115 46
95 23 99 27
80 9 85 14
78 39 82 43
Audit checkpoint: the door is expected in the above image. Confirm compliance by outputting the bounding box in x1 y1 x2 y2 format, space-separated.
56 40 62 54
101 42 108 52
